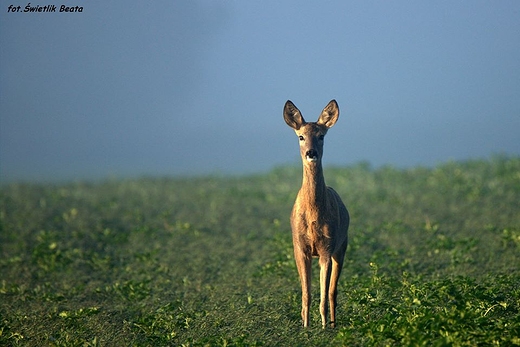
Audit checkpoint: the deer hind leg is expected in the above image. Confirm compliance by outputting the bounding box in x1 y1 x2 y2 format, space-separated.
329 253 346 328
294 249 312 327
319 256 332 328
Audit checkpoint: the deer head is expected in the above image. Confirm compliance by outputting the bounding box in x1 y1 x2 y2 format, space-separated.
283 100 339 166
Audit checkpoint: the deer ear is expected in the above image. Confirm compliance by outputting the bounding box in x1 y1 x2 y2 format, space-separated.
284 100 305 130
317 100 339 128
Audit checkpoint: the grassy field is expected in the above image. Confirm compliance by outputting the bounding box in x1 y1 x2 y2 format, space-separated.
1 156 519 346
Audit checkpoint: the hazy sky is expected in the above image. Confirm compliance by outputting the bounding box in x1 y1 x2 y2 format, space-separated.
1 1 519 182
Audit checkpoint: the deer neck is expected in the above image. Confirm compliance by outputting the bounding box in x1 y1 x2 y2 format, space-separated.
301 163 327 205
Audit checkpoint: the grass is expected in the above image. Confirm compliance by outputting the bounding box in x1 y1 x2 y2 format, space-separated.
1 155 519 346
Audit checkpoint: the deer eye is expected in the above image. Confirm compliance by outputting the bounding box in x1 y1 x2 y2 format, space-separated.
298 135 304 141
319 135 324 141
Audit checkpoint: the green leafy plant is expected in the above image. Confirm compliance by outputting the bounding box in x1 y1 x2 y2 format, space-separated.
1 156 519 346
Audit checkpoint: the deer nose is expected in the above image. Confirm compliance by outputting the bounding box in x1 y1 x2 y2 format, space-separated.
305 150 318 162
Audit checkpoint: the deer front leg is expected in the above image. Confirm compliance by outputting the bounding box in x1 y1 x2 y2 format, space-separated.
319 256 332 328
294 248 312 327
329 255 345 328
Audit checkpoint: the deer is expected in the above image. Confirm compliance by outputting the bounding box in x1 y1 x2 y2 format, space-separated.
283 99 349 328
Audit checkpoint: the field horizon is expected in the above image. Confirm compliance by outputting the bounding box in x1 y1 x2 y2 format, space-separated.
1 156 519 346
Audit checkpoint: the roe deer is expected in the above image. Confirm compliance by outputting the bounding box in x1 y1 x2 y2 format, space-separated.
283 99 349 328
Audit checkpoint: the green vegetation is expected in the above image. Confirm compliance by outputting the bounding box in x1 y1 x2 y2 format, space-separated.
1 156 519 346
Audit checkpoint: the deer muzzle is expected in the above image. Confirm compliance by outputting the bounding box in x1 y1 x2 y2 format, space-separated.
305 150 319 163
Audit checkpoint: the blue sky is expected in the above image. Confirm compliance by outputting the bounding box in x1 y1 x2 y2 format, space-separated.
1 1 519 182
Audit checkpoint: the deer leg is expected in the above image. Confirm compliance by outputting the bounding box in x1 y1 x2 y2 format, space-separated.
319 256 332 328
295 249 312 327
329 253 345 328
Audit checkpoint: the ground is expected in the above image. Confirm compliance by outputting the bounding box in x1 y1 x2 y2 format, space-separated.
1 156 519 346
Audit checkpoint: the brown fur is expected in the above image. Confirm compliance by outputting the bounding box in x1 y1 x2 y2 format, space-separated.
283 100 349 328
